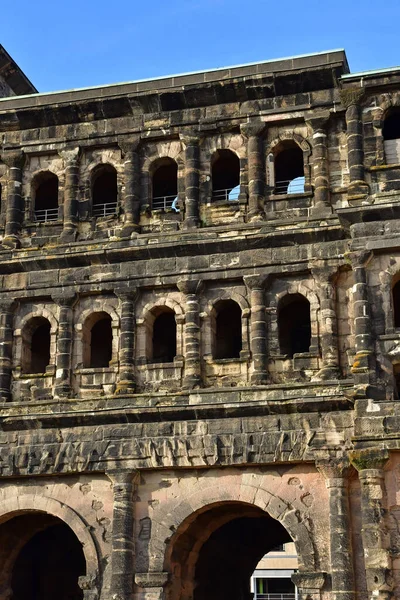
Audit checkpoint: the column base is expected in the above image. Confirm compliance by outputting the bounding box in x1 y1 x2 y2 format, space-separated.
114 381 136 395
60 227 78 243
311 202 332 218
248 210 265 223
54 383 72 399
2 235 20 249
312 365 340 381
347 181 370 202
250 372 269 385
182 218 199 230
182 375 202 390
120 223 140 238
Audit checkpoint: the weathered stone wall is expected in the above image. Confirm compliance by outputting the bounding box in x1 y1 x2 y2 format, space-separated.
0 49 400 600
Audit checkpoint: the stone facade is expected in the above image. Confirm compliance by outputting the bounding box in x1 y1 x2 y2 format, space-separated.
0 47 400 600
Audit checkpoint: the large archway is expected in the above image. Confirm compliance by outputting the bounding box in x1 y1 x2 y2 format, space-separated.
165 502 294 600
0 512 86 600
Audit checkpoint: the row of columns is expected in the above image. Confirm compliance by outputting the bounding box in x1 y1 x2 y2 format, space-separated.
0 106 371 247
0 264 354 401
103 448 392 600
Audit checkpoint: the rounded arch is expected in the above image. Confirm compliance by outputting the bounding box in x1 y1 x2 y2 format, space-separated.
204 291 250 317
266 133 311 157
17 308 59 335
141 297 184 321
75 305 120 331
147 482 315 575
0 494 100 583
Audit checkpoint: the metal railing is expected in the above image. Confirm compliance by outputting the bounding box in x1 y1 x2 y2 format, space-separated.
254 594 296 600
212 186 240 202
152 195 179 212
274 177 305 195
92 202 118 218
34 208 59 223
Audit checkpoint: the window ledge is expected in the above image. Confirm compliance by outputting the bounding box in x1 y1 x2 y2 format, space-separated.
76 367 117 374
270 352 319 360
210 357 248 364
15 372 54 379
268 192 312 201
369 163 400 171
205 200 244 208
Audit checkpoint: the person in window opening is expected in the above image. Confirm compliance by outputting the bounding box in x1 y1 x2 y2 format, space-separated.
171 197 180 213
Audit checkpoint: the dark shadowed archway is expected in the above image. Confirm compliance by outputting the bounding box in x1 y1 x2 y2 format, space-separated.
165 502 292 600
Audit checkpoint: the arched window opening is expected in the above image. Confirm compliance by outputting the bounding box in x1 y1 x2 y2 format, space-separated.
393 280 400 329
212 149 240 202
152 159 179 211
92 164 118 217
274 144 305 195
83 312 113 368
278 294 311 357
168 502 296 600
383 110 400 164
214 300 242 359
152 309 177 363
33 172 59 223
2 513 86 600
22 316 51 374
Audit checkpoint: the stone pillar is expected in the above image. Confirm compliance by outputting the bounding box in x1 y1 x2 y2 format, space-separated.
341 89 369 198
311 263 340 380
177 279 203 389
0 300 15 402
115 288 138 395
52 292 76 398
306 113 331 216
59 148 80 241
2 151 25 248
240 122 266 221
244 275 268 385
317 459 355 600
349 251 375 382
180 133 200 229
107 470 138 600
350 449 392 600
119 138 141 235
291 572 327 600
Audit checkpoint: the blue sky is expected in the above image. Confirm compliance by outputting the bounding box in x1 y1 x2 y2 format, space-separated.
2 0 399 93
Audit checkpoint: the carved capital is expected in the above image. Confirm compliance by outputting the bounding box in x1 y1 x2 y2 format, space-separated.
118 135 141 156
51 291 77 307
177 278 203 296
179 131 200 147
340 88 365 109
350 448 390 472
305 111 331 132
240 121 266 138
59 147 81 166
291 572 328 591
115 287 139 303
243 274 269 292
347 250 373 269
135 573 169 589
106 469 139 486
316 457 352 481
1 151 25 170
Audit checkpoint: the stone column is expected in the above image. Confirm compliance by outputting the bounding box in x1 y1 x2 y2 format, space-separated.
107 470 139 600
52 292 76 398
2 151 25 248
349 251 375 382
177 279 203 389
244 275 268 385
317 459 355 600
0 300 15 402
311 263 340 380
59 147 80 241
350 449 392 600
341 89 369 198
115 288 138 395
306 113 331 216
180 133 200 229
240 122 266 221
119 138 141 235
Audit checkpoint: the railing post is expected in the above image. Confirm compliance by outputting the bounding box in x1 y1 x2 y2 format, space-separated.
306 112 332 216
1 151 25 249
